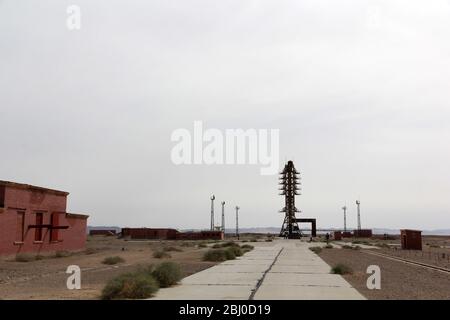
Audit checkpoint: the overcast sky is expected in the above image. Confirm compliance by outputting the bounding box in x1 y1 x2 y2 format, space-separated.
1 0 449 231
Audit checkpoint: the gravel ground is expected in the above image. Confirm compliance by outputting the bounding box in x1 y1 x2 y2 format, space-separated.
318 247 450 300
378 248 450 269
0 237 217 299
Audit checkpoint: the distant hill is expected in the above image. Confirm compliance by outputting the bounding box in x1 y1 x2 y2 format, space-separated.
88 225 450 236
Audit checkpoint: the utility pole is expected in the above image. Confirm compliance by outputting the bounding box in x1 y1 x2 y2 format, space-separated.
210 195 215 231
356 200 361 231
221 201 225 233
342 205 347 232
235 206 240 240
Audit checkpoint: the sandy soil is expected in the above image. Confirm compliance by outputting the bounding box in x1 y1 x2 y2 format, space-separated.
0 237 218 300
338 235 450 269
318 246 450 300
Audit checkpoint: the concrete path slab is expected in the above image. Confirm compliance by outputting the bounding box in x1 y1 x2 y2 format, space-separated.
182 272 260 286
149 240 365 300
153 284 254 300
270 265 330 274
261 273 353 287
253 285 365 300
202 264 268 273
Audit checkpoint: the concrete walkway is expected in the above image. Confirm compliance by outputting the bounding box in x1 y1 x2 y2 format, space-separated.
150 240 365 300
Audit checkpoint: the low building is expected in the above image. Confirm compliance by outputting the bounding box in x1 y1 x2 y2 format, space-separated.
121 228 179 240
342 231 353 238
333 231 342 241
176 230 224 241
400 229 422 250
89 229 117 236
353 229 373 238
0 180 88 256
121 228 224 241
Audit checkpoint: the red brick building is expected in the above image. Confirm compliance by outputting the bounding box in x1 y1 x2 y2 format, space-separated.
121 228 224 241
353 229 373 238
176 230 224 241
89 229 117 236
0 181 88 256
400 229 422 250
121 228 179 240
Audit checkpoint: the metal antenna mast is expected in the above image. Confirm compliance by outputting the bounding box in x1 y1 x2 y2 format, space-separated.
279 160 302 239
210 195 215 230
235 206 240 240
342 205 347 232
356 200 361 231
221 201 225 232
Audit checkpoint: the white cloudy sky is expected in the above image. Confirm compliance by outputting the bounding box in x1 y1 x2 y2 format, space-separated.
1 0 449 230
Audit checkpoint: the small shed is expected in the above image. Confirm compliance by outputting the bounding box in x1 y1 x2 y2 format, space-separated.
333 231 342 241
400 229 422 250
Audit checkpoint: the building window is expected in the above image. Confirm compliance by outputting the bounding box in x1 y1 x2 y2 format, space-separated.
16 211 25 242
50 213 59 242
35 212 43 241
0 185 5 208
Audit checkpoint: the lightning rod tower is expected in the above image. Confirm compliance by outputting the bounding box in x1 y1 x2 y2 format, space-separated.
356 200 361 231
235 206 240 240
210 195 215 231
342 205 347 232
221 201 225 232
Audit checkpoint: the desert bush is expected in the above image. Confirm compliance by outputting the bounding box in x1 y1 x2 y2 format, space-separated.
250 238 259 242
222 241 239 247
102 256 125 265
212 241 239 249
153 251 171 259
152 262 182 288
227 246 243 257
342 245 353 249
241 244 254 251
224 248 236 260
265 239 273 242
331 263 353 275
85 248 97 255
15 253 35 262
203 249 227 262
352 240 369 245
198 243 207 248
309 246 322 254
180 242 194 247
101 272 159 300
163 246 183 252
55 251 71 258
352 245 361 250
325 244 333 249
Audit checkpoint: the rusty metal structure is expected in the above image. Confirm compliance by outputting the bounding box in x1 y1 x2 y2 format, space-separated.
278 161 317 238
279 161 302 238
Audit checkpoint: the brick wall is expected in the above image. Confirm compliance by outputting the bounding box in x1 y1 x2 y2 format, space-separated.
0 182 88 256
